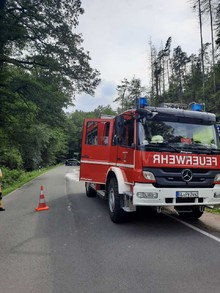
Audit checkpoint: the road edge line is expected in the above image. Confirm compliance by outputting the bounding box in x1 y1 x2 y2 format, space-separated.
164 212 220 244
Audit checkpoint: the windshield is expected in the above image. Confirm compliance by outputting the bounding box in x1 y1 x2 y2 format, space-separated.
137 116 220 151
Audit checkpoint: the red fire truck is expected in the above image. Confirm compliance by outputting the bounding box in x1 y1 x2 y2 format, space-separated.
80 98 220 223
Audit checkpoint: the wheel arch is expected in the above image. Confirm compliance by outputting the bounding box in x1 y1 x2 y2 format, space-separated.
106 167 130 195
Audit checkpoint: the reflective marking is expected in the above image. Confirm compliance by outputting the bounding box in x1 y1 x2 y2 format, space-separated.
165 213 220 244
81 160 116 166
116 163 134 168
80 160 134 169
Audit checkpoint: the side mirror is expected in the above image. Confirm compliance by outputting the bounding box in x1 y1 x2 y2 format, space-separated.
115 115 124 137
114 115 124 145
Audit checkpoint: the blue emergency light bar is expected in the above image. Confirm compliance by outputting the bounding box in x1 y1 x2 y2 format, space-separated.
137 97 148 109
189 102 205 112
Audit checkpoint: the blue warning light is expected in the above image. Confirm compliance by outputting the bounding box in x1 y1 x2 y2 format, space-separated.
138 97 148 109
190 103 205 112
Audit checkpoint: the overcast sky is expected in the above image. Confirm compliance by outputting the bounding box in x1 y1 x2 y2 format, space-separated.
72 0 211 112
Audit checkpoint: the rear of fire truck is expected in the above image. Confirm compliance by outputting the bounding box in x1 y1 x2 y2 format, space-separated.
80 99 220 223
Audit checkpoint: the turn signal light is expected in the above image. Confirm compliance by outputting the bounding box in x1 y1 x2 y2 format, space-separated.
137 192 158 199
214 174 220 184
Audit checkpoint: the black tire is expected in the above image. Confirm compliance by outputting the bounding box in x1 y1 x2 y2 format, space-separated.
108 178 126 223
177 206 204 220
85 183 96 197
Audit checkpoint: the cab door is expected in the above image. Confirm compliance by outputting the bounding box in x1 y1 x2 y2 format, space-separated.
115 115 135 183
80 118 115 183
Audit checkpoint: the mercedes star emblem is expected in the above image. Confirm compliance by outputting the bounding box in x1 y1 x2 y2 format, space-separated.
181 169 193 182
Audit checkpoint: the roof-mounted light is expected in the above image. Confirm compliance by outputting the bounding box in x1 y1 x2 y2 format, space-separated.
189 102 205 112
160 103 187 109
137 97 148 109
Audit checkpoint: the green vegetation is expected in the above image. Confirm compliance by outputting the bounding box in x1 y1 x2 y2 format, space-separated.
0 0 100 172
1 166 57 196
205 207 220 215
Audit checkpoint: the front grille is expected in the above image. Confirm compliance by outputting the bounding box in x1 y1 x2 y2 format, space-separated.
143 167 219 188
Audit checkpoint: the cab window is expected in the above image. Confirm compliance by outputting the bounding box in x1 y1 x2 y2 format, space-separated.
85 121 110 146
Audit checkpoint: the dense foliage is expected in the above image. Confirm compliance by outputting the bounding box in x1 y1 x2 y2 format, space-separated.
0 0 100 170
0 0 220 173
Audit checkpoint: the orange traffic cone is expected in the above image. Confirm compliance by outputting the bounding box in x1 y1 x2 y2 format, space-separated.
35 185 49 212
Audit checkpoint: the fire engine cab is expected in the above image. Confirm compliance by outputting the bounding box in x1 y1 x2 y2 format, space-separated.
80 98 220 223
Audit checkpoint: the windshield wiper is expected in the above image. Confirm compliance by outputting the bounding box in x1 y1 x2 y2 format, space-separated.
181 144 220 154
145 142 181 153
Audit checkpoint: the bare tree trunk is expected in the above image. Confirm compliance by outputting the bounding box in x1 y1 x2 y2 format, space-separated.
0 0 7 69
166 58 170 88
198 0 205 103
162 57 165 95
149 39 156 105
208 0 216 92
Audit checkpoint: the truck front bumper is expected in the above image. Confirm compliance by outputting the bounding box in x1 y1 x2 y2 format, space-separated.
133 183 220 206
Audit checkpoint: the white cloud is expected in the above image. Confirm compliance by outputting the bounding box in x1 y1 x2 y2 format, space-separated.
72 0 212 112
74 80 119 112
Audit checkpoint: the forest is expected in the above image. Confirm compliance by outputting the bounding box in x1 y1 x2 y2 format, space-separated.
0 0 220 173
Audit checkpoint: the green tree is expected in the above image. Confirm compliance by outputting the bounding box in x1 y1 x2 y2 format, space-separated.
114 78 130 111
66 110 91 159
94 105 116 118
0 0 100 97
169 46 190 103
114 77 146 110
66 105 116 158
149 37 172 105
0 0 101 170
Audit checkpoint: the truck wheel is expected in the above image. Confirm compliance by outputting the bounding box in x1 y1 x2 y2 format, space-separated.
85 183 96 197
178 206 204 220
108 178 125 223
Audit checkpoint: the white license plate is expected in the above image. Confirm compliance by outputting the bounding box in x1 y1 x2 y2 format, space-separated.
176 191 198 198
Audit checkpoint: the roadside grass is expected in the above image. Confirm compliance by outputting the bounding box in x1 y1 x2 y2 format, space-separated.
2 166 58 196
205 207 220 215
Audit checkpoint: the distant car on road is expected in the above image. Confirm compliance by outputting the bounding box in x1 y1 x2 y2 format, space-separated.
65 159 80 166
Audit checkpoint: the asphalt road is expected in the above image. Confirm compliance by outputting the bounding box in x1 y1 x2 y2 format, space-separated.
0 165 220 293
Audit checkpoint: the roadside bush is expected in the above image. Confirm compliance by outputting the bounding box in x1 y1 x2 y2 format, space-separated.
1 165 57 196
0 147 23 169
1 167 25 189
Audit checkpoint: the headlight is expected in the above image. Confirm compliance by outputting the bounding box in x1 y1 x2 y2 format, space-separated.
142 171 156 181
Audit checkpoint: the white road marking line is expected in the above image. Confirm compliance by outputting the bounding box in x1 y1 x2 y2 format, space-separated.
165 213 220 244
